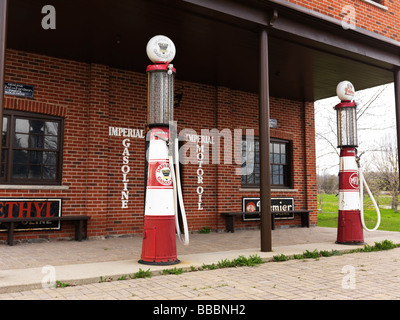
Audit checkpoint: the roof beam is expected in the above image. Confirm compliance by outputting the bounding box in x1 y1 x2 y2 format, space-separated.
181 0 400 68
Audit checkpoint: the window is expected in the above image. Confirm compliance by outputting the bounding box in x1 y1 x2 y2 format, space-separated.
1 111 64 185
241 138 291 188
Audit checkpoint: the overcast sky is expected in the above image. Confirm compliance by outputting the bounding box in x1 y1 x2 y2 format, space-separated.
315 82 396 175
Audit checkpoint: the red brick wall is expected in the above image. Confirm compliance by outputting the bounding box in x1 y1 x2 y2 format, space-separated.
0 48 317 242
288 0 400 41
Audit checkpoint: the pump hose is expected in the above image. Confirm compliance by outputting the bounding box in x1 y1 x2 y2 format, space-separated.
169 136 189 245
359 167 381 232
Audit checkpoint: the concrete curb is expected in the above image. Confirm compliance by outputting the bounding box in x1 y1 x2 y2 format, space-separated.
1 235 396 294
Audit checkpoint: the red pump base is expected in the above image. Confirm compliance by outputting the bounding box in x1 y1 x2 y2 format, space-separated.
139 215 180 265
336 210 365 245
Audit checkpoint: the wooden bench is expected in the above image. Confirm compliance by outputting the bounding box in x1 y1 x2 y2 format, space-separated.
221 210 311 233
0 215 91 246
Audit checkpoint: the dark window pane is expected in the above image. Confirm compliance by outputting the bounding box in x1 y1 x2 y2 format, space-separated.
29 151 43 164
247 173 255 184
44 152 57 166
28 165 42 179
43 166 56 179
254 163 260 175
2 133 6 147
1 149 6 162
29 135 44 149
29 120 45 134
1 149 7 178
13 150 28 164
13 164 27 178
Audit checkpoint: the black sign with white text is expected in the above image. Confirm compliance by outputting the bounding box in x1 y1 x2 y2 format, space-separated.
4 82 35 98
242 197 294 221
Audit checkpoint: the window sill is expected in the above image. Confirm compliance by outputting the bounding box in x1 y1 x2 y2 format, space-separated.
239 188 298 193
360 0 388 11
0 185 69 190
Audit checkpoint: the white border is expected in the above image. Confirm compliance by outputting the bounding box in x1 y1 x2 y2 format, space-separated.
360 0 388 11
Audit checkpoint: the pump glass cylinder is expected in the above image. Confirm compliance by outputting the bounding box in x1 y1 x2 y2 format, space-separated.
336 107 358 147
148 70 174 125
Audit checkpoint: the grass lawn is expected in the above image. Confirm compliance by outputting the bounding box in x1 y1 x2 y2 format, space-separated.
318 193 400 232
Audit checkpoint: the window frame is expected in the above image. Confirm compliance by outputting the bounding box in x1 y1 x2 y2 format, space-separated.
241 137 292 189
1 110 64 185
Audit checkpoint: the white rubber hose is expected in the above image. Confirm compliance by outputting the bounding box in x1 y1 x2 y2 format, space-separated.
170 137 189 245
359 168 381 232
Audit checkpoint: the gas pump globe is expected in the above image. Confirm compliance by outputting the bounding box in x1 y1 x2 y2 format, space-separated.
335 81 358 148
146 35 176 125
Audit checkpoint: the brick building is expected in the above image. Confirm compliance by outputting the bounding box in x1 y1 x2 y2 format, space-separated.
0 0 399 248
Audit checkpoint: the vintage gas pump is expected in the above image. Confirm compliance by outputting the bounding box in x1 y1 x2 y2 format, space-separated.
139 35 189 265
335 81 381 245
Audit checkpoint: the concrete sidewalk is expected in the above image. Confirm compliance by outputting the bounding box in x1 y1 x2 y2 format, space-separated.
1 227 400 294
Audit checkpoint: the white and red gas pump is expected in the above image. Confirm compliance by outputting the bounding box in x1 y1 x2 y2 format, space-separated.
139 35 189 265
335 81 381 245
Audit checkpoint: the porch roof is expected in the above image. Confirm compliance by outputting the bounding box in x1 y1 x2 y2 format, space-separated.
5 0 400 101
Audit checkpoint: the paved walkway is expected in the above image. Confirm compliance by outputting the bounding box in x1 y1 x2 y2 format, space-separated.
0 227 400 300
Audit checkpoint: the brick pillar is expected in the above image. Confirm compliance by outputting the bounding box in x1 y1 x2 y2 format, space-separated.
303 101 318 225
0 0 8 170
86 64 110 237
215 86 232 230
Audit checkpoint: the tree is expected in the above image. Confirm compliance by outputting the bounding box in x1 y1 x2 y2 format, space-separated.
370 136 399 212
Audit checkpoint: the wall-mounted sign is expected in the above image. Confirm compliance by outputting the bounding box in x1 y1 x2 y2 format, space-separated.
242 197 294 221
0 198 62 231
4 82 35 98
270 119 278 128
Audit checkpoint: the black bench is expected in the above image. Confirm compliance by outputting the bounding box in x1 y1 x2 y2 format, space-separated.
221 210 311 233
0 215 91 246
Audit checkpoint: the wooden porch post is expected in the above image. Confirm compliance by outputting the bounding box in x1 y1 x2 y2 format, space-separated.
0 0 8 171
259 29 272 252
394 68 400 184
